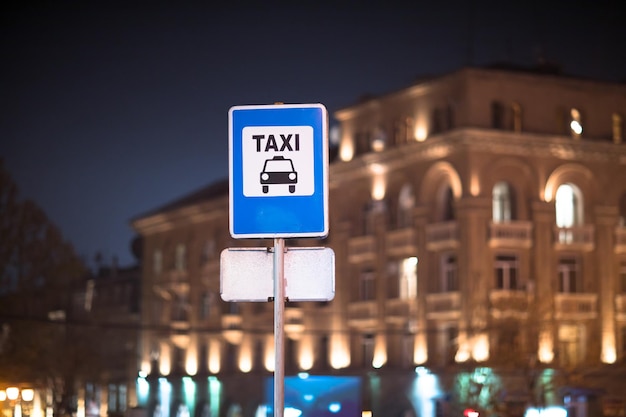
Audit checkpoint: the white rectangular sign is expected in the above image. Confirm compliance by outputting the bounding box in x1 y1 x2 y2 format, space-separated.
220 247 335 302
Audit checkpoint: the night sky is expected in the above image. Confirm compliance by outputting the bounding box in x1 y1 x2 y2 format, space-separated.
2 1 625 268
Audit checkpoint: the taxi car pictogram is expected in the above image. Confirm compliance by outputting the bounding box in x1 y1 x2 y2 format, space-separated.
260 156 298 194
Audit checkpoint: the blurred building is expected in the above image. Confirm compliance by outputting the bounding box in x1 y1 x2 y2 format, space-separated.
131 65 626 417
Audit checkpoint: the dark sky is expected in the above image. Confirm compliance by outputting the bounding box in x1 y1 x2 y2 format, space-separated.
2 1 625 268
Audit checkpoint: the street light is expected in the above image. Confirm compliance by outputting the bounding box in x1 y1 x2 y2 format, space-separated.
1 387 34 417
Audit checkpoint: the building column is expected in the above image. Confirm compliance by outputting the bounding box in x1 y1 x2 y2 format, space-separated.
595 205 619 363
457 196 492 362
531 201 556 364
413 205 430 365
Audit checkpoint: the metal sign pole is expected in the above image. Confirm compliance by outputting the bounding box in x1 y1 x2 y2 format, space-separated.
273 237 285 417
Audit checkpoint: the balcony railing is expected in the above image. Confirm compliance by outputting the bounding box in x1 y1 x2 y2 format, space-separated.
426 222 459 251
554 293 598 320
385 228 418 257
426 292 461 320
615 227 626 253
347 301 378 327
488 221 533 248
385 298 412 324
347 235 377 263
489 290 529 319
553 226 595 251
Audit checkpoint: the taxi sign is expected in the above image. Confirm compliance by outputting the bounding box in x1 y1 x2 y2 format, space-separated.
228 103 328 238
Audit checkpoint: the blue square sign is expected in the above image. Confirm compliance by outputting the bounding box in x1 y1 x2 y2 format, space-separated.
228 103 328 239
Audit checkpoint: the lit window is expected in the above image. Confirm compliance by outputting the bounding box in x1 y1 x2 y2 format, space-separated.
441 254 458 292
569 108 583 138
492 182 515 222
558 257 580 293
494 255 519 290
555 184 583 228
387 258 418 299
613 113 623 144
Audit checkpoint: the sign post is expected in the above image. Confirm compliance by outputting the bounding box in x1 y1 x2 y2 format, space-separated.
226 103 329 417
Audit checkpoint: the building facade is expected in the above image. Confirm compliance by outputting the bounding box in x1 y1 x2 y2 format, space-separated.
131 65 626 417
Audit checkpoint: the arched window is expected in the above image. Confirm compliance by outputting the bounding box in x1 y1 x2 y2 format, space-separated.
555 183 583 227
439 185 455 221
492 181 516 222
397 184 415 228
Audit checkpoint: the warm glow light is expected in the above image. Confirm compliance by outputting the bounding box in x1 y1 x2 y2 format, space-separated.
209 339 221 374
414 333 428 364
362 411 372 417
470 173 480 196
472 334 489 362
264 335 274 372
455 333 470 362
372 335 387 368
538 331 554 363
21 389 34 402
159 344 171 376
339 136 354 161
0 391 6 401
414 120 427 141
330 335 350 369
570 120 582 135
6 387 19 401
140 360 151 376
602 333 616 363
238 338 252 373
298 336 314 370
185 353 198 376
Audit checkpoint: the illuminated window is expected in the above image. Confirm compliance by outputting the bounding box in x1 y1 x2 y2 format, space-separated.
558 257 580 293
555 183 583 228
492 181 516 222
569 108 583 138
494 255 519 290
613 113 623 144
153 249 162 275
387 257 417 299
441 254 458 292
175 244 186 271
359 268 376 301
